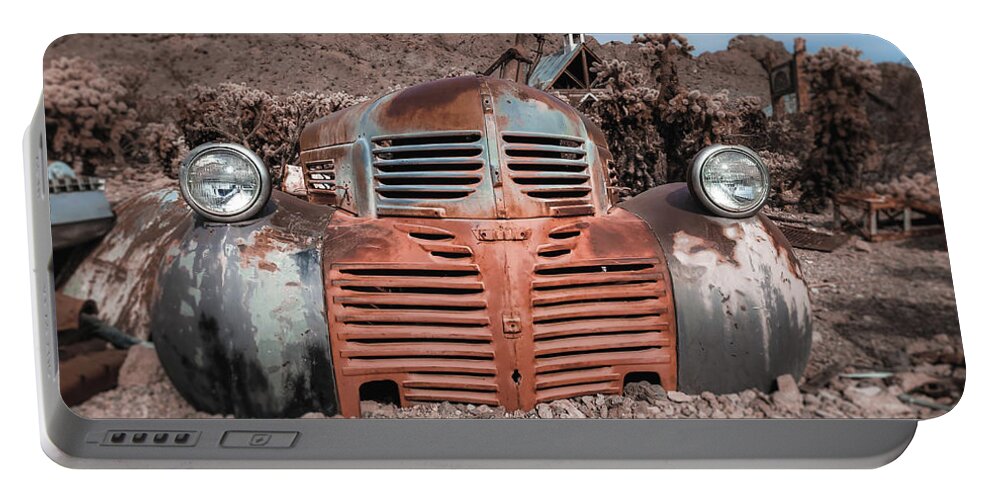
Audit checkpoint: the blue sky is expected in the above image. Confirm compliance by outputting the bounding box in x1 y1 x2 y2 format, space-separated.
591 34 909 64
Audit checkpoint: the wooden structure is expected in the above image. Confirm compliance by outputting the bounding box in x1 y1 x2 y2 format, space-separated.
482 34 544 84
769 38 811 117
833 191 944 242
484 34 606 105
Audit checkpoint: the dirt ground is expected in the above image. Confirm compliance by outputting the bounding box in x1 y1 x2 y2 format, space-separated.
73 215 963 420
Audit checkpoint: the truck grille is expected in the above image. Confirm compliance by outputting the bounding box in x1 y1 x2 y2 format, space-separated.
324 210 677 416
329 262 500 407
530 258 674 402
502 132 594 216
371 131 487 217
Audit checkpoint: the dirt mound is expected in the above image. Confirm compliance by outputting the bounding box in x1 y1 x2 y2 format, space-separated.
45 34 519 103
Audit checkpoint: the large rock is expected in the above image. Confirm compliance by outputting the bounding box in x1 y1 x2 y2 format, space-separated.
772 374 804 412
550 400 586 419
536 403 554 419
844 386 913 416
117 345 166 388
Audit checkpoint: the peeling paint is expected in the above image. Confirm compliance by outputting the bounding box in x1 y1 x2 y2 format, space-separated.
621 183 812 394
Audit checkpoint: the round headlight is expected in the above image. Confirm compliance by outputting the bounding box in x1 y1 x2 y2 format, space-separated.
179 143 271 222
688 145 770 218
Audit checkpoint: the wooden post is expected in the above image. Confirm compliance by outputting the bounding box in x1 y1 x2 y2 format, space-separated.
794 37 810 113
869 206 878 239
504 34 528 84
767 54 785 118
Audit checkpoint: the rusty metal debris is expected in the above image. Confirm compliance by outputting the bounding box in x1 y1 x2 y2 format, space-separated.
898 394 953 412
839 372 893 379
59 348 128 406
776 223 851 252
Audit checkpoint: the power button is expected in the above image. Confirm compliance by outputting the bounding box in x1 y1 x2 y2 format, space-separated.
220 431 298 448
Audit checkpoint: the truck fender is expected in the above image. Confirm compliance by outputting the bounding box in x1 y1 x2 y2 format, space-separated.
620 183 813 393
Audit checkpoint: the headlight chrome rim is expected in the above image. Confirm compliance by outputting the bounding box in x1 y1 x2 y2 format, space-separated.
688 144 770 218
179 143 272 222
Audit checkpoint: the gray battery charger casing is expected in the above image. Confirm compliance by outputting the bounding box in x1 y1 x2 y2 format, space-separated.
24 100 917 468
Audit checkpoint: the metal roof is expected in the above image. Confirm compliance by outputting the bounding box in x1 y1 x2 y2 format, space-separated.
527 43 581 90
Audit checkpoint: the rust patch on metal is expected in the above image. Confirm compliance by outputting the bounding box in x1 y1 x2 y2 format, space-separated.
374 76 485 132
323 209 677 416
300 100 373 151
59 189 193 340
759 215 805 278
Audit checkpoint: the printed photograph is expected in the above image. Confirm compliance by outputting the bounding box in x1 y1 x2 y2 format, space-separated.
44 33 962 419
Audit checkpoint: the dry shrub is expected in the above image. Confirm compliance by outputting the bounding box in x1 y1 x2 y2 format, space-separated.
176 83 367 179
800 47 881 210
444 67 475 78
765 114 813 161
660 88 739 179
759 150 803 206
580 60 663 194
634 33 693 103
44 57 141 175
135 122 188 178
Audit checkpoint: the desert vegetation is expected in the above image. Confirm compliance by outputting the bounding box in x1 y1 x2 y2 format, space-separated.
43 34 934 211
44 57 366 181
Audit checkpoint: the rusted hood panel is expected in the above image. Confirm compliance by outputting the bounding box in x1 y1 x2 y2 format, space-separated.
297 76 612 220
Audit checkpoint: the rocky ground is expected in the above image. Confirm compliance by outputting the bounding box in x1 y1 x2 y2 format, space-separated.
73 227 964 420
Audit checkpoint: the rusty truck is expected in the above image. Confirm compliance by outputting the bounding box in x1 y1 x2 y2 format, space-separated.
59 76 812 417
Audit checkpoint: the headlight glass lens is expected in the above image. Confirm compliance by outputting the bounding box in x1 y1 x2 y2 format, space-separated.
185 149 262 216
700 150 769 213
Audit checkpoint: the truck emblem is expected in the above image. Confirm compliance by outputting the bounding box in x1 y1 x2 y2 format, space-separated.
473 227 531 241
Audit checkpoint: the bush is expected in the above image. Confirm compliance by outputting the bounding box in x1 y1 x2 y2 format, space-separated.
580 60 664 195
659 88 739 180
759 150 803 206
799 47 881 210
43 57 142 175
135 122 188 178
176 83 367 180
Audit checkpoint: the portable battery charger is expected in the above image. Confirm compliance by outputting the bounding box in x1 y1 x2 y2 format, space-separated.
25 33 961 467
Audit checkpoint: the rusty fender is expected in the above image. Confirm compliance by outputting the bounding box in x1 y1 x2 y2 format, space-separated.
61 190 195 340
148 189 337 418
620 183 812 393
